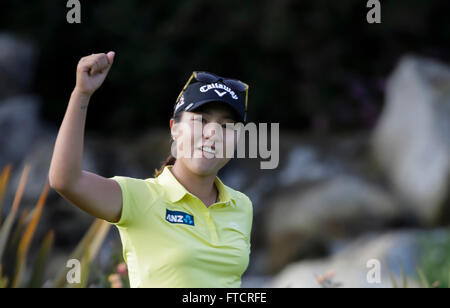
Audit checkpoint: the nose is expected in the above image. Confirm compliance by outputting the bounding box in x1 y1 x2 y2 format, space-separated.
203 124 214 138
202 122 223 141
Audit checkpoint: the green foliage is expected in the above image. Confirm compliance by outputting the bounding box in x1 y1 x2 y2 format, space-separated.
417 232 450 288
385 232 450 289
416 266 431 288
0 164 113 288
28 230 54 288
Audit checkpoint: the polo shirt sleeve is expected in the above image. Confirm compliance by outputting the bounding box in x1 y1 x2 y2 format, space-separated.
248 197 253 244
242 194 253 248
107 176 137 228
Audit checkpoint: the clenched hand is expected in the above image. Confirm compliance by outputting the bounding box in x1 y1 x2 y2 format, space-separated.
75 51 115 96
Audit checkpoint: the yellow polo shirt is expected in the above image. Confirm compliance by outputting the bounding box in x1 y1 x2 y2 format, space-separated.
107 165 253 288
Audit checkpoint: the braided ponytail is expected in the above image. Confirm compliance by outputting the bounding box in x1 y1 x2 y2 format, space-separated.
154 112 182 177
154 154 176 177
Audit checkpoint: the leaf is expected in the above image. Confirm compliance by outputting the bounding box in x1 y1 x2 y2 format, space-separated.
0 164 12 227
78 247 91 288
11 180 49 287
28 230 54 288
0 164 30 262
52 219 111 288
86 219 110 262
416 266 430 288
400 261 408 288
0 265 9 288
10 210 29 251
386 263 398 288
52 220 102 287
0 209 29 284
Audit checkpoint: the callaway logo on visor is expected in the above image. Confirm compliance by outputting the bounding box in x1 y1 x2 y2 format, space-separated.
199 83 239 100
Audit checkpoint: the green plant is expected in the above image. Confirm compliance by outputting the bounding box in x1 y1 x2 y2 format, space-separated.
386 260 447 288
418 232 450 288
0 164 112 288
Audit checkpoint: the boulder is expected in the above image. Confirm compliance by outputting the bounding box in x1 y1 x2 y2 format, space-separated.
266 229 449 288
0 96 41 168
265 175 402 273
0 33 36 100
372 55 450 225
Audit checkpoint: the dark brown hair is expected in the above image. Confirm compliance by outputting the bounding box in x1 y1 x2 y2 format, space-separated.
154 111 182 177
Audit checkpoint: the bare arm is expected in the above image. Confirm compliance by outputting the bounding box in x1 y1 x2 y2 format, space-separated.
49 89 90 186
48 52 122 223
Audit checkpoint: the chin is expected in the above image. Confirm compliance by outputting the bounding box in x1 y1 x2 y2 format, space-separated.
185 158 225 176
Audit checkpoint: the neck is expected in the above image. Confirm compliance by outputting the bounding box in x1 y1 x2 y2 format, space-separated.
170 161 218 208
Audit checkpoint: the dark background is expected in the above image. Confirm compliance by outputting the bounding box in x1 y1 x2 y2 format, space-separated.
2 0 449 135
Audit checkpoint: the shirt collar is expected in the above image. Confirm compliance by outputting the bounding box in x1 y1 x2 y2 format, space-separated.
156 165 235 207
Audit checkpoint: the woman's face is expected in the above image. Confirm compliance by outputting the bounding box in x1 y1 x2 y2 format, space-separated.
170 102 239 176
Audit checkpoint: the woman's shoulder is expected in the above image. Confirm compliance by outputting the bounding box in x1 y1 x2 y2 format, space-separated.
110 175 164 198
222 183 253 210
111 175 154 186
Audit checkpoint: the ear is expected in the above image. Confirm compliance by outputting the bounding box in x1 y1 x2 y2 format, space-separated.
169 118 178 140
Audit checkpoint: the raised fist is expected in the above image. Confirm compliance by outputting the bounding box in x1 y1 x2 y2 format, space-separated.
75 51 115 96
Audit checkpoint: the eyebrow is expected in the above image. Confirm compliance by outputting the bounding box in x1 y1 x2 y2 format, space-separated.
196 110 235 122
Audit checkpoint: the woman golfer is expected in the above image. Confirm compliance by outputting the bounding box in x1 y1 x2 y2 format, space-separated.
49 51 253 288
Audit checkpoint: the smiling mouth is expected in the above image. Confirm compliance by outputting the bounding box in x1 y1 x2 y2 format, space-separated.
199 146 215 155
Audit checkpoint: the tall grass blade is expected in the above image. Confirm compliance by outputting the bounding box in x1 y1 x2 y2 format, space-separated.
78 247 91 288
52 219 110 288
0 164 30 261
400 261 408 288
10 210 29 251
11 180 49 287
0 265 9 288
0 209 28 285
87 220 110 261
28 230 54 288
0 164 12 226
416 266 430 288
386 263 398 288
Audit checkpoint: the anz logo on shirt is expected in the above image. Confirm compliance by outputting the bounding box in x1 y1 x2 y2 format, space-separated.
165 209 195 226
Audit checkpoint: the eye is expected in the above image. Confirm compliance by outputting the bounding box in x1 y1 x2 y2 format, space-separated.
222 122 234 129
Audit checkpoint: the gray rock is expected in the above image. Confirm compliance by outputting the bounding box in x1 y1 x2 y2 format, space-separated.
372 55 450 225
278 145 343 186
0 33 36 99
265 175 401 273
266 229 449 288
0 95 41 167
